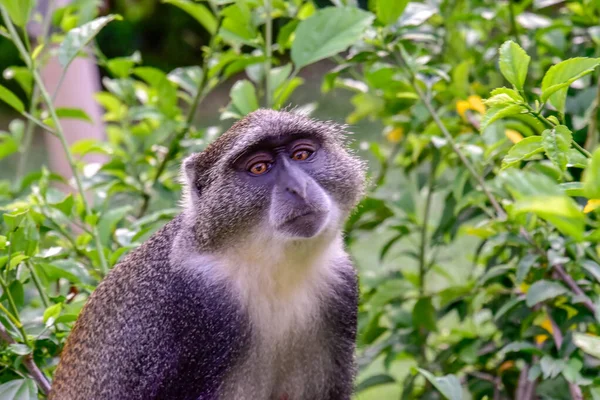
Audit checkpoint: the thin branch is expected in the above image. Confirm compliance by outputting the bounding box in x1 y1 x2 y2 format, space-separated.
419 150 438 295
394 48 507 220
1 6 109 275
554 263 596 313
546 312 583 400
17 0 56 180
519 227 597 314
22 112 58 136
0 324 51 395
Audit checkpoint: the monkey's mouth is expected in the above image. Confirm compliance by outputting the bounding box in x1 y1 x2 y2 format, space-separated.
278 209 329 238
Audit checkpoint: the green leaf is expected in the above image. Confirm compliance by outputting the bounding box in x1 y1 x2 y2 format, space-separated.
56 107 92 123
541 58 600 114
568 149 588 168
412 297 437 332
584 148 600 199
512 195 584 241
516 254 538 283
540 355 567 379
573 333 600 359
525 280 569 306
0 133 19 160
134 67 178 117
498 40 530 91
355 374 396 392
291 7 375 69
7 343 30 356
58 15 122 68
3 209 28 231
168 66 203 96
229 80 259 116
0 84 24 113
501 136 544 169
43 303 62 325
0 379 37 400
0 0 34 27
480 104 526 131
490 87 525 102
542 125 572 171
218 3 257 47
483 93 519 108
162 0 217 34
416 369 463 400
375 0 409 25
581 261 600 284
559 182 585 197
50 193 74 216
97 206 132 246
500 341 543 355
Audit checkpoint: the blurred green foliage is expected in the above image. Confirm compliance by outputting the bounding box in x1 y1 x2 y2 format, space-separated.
1 0 600 399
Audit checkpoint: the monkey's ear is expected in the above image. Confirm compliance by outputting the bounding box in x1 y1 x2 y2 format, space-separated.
181 153 202 195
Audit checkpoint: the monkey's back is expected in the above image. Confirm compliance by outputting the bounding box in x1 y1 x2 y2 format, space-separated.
49 215 250 400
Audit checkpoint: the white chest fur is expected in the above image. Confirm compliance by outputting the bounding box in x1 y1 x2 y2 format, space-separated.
205 233 348 399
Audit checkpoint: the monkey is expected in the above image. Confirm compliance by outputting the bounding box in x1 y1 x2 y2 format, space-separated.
49 109 366 400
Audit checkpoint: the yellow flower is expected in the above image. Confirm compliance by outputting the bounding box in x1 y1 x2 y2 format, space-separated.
505 129 524 143
457 95 486 121
535 316 554 345
468 95 486 115
386 127 404 143
456 100 471 120
519 282 529 294
583 199 600 213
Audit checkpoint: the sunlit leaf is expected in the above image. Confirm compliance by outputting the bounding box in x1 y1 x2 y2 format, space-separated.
584 148 600 198
291 7 374 69
499 40 530 91
0 84 24 113
480 104 526 131
573 333 600 359
375 0 409 25
416 369 463 400
58 15 122 68
541 57 600 114
162 0 217 34
512 195 584 240
525 280 569 306
0 379 37 400
0 0 34 27
502 136 544 169
541 125 572 171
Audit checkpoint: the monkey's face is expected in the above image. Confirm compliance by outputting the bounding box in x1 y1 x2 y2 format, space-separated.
232 136 333 239
183 110 366 249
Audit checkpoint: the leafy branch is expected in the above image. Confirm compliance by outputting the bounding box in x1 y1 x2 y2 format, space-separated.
0 6 109 275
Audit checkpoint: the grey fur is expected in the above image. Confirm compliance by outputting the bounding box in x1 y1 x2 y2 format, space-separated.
50 110 366 400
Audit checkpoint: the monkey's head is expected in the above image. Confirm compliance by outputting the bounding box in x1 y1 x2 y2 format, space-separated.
182 109 366 250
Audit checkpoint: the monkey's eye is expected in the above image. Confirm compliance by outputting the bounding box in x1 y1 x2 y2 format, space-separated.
291 150 313 161
248 161 271 175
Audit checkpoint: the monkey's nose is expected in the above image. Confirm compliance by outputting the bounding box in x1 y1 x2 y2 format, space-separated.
285 184 307 199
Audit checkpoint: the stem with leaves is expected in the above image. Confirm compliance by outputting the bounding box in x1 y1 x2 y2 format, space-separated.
16 0 56 180
1 6 109 276
0 323 51 394
394 48 507 220
395 45 598 319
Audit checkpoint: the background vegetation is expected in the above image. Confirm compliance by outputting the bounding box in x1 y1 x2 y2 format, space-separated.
0 0 600 399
